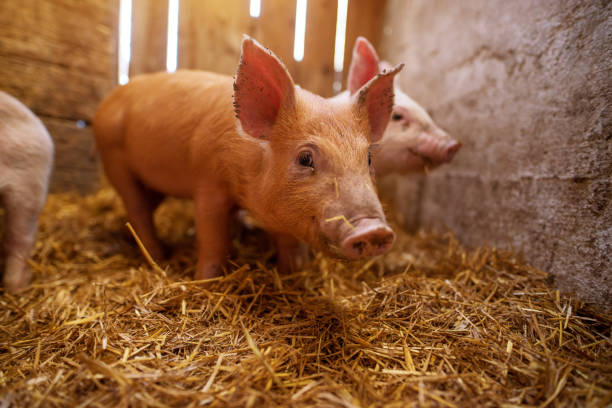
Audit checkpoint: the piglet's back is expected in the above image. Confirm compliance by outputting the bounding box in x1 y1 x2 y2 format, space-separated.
93 71 236 197
0 91 53 179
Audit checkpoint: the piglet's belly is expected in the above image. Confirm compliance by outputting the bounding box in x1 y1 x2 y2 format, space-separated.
137 168 194 198
125 147 195 198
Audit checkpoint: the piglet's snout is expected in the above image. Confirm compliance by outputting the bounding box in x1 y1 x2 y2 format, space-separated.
341 219 395 260
444 141 461 162
415 132 462 164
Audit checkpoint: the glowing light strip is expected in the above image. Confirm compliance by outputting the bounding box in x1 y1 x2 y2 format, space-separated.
250 0 261 18
118 0 133 84
167 0 179 73
293 0 307 61
333 0 348 72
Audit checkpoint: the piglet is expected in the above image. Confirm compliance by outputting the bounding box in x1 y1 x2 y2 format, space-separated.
0 91 54 292
333 37 461 176
93 36 403 279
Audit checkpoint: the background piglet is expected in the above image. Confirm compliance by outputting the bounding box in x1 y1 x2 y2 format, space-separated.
0 91 54 293
335 37 461 176
94 37 402 279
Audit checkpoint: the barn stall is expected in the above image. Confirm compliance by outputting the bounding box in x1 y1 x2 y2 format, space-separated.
0 0 611 406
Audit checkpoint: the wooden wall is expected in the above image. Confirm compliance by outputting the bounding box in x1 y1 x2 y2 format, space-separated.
130 0 168 76
131 0 387 97
0 0 118 193
0 1 385 193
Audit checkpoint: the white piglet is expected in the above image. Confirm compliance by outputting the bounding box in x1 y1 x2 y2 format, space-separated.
332 37 461 176
0 91 53 293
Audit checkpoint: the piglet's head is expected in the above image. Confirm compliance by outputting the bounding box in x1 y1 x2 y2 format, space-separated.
234 36 402 261
348 36 461 176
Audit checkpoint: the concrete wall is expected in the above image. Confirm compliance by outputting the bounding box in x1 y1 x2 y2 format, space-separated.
379 0 611 307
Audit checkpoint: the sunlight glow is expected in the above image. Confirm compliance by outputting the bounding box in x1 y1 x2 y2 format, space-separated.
118 0 133 84
333 0 349 72
250 0 261 18
166 0 179 73
293 0 307 61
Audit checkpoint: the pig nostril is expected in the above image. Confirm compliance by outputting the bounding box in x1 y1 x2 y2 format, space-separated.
343 226 395 259
352 241 367 255
371 234 393 249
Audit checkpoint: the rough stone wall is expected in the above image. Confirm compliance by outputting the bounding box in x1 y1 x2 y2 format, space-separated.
379 0 611 307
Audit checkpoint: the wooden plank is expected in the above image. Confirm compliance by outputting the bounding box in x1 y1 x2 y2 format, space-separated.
176 0 336 96
0 0 118 79
342 0 387 88
0 56 116 122
178 0 252 75
43 118 100 194
0 0 118 122
0 0 118 192
130 0 168 75
251 0 297 76
293 0 337 97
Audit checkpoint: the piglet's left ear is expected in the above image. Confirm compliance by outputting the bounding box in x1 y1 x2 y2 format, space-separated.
353 63 404 143
233 36 296 140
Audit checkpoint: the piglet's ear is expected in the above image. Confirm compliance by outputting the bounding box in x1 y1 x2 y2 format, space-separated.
378 60 394 73
234 36 295 140
348 37 380 95
354 63 404 143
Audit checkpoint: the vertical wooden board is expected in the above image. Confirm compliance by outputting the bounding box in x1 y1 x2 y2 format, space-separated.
174 0 336 96
0 0 118 121
0 57 115 122
177 0 298 79
251 0 336 96
0 0 118 79
43 118 100 194
0 0 118 192
342 0 387 89
251 0 297 75
292 0 337 96
130 0 169 75
178 0 252 75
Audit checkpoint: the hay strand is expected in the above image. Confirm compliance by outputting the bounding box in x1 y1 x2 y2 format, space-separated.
0 188 610 407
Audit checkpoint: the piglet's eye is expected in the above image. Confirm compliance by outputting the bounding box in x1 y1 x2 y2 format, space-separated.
391 113 403 121
298 151 314 168
368 151 372 166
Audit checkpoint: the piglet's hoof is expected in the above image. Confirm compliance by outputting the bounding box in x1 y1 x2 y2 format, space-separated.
277 243 311 274
194 262 224 281
3 268 32 294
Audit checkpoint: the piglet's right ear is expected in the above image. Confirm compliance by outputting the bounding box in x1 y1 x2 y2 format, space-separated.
354 63 404 143
347 37 380 95
233 36 296 140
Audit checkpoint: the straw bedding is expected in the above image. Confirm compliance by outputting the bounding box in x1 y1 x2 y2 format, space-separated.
0 188 610 407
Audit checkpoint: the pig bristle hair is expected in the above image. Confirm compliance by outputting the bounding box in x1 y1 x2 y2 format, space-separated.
232 71 241 119
357 63 403 110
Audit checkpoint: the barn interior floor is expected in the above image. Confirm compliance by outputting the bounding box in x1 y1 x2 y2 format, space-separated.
1 188 610 407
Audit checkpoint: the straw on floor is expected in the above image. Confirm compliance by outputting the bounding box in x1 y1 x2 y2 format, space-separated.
0 188 610 407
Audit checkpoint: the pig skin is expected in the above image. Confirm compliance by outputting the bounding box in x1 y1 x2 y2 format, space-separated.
94 36 402 279
0 91 54 293
331 37 461 176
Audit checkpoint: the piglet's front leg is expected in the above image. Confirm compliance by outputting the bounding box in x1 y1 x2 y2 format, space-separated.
2 193 44 293
193 188 234 280
274 233 311 274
